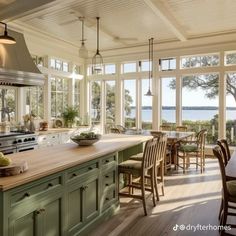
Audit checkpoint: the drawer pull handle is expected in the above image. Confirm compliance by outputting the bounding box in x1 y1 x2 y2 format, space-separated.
24 192 30 198
105 184 109 186
105 160 110 163
105 175 109 178
105 197 109 201
72 173 77 177
48 183 53 188
36 210 41 215
88 167 93 170
40 208 46 213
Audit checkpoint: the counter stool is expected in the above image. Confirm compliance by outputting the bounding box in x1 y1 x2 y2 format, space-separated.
118 137 159 216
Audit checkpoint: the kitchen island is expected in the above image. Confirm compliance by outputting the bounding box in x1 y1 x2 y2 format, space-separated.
0 134 150 236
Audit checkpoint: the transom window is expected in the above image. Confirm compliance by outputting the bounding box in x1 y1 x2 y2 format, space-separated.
50 58 69 72
159 58 176 71
122 62 136 73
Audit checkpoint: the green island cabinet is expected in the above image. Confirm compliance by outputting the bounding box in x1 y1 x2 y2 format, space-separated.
0 143 143 236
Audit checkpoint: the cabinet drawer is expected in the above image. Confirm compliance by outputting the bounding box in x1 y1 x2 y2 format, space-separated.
10 176 61 206
101 188 116 211
103 170 115 188
101 154 116 166
66 162 99 182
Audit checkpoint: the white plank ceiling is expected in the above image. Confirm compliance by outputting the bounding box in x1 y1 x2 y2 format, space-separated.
1 0 236 51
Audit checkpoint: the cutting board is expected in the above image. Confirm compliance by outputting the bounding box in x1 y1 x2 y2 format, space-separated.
0 160 28 177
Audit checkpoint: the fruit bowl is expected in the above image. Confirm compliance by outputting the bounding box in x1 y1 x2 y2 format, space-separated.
70 132 101 146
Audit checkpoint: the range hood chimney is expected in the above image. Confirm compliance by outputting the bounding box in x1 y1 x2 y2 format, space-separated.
0 29 44 87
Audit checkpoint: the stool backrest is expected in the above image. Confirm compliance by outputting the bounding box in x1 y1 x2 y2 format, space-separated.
216 139 229 166
160 125 171 131
142 137 159 171
196 129 207 150
176 126 187 132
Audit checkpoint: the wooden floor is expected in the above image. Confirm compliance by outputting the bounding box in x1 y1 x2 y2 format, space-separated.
90 158 235 236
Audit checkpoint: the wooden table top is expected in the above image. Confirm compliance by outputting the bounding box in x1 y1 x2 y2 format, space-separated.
226 149 236 179
0 134 151 191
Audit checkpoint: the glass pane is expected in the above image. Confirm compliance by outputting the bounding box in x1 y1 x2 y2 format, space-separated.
182 74 219 144
51 92 56 117
51 77 56 91
55 60 62 70
63 78 69 91
63 62 69 72
161 77 176 124
181 57 190 68
140 61 149 72
50 59 55 69
57 93 63 117
91 81 101 126
105 81 116 124
142 79 152 129
123 62 136 73
57 78 63 91
105 64 116 74
124 80 136 128
226 72 236 145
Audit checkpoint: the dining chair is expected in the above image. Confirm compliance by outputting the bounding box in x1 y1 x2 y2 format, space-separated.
160 125 172 131
118 137 159 216
176 125 188 132
216 139 229 166
213 146 236 235
129 133 167 200
217 139 231 162
176 129 207 173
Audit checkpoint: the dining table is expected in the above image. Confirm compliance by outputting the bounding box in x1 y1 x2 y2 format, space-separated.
225 149 236 180
125 129 195 169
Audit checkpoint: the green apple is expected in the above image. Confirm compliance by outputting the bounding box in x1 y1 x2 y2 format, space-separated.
0 156 11 167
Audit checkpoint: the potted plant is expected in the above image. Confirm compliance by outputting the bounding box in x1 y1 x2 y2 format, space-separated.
62 106 79 128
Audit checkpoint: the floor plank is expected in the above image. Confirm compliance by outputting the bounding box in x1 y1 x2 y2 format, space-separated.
90 158 233 236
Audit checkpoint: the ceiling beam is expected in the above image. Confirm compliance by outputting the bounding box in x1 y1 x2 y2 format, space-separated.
0 0 57 22
143 0 187 41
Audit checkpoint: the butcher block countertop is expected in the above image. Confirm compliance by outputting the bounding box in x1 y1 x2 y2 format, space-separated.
0 134 151 191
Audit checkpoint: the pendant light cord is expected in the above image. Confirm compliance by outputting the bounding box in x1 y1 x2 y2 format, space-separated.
149 38 151 89
96 17 100 54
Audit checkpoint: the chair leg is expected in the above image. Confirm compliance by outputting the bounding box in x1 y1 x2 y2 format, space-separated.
150 170 156 207
160 162 164 196
218 199 223 220
141 174 147 216
183 157 186 174
129 173 132 194
154 166 160 202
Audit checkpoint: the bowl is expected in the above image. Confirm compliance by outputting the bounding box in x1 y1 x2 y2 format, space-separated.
71 133 101 146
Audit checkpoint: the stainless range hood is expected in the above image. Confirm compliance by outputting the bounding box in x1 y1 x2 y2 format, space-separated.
0 29 44 87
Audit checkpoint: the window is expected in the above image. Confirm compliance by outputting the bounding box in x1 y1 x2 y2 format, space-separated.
51 77 69 118
182 74 219 144
159 58 176 71
105 64 116 74
142 79 152 129
74 80 80 108
180 54 219 69
225 52 236 65
226 72 236 145
91 81 101 126
105 81 116 124
124 80 136 128
122 62 136 73
161 77 176 124
139 60 150 72
50 58 69 72
0 88 16 122
26 87 44 119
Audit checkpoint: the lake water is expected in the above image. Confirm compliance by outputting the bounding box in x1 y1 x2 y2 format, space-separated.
127 108 236 122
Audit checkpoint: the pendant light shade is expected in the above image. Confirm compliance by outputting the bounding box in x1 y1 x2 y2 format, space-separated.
79 17 88 58
92 17 103 74
145 38 154 96
0 22 16 44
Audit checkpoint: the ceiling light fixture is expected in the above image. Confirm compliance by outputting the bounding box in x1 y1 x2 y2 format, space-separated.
145 37 154 96
78 17 88 59
0 22 16 44
92 17 103 74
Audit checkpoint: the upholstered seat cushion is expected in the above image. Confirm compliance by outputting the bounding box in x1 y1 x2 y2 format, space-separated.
129 152 143 161
179 144 198 152
119 160 142 171
227 181 236 199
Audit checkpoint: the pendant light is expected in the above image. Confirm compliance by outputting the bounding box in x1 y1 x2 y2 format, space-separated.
0 22 16 44
78 17 88 59
145 38 154 96
92 17 103 74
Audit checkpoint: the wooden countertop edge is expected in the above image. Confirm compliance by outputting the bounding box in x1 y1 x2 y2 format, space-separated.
0 134 151 191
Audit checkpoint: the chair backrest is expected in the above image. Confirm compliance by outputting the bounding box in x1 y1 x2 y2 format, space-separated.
156 134 167 163
213 146 228 201
110 128 121 134
216 139 229 166
196 129 207 150
150 131 164 137
116 125 126 133
142 137 159 171
176 125 187 132
218 139 231 161
160 125 171 131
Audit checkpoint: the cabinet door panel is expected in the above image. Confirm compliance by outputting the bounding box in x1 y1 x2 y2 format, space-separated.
68 188 83 229
84 178 99 221
42 199 61 236
11 211 37 236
